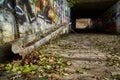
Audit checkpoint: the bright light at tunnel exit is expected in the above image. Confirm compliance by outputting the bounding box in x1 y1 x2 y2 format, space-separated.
76 18 92 29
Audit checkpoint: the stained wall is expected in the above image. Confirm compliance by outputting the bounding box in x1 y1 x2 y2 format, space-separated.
92 1 120 33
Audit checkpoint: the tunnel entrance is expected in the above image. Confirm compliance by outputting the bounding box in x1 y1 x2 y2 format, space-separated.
76 18 91 29
71 0 120 33
73 18 96 33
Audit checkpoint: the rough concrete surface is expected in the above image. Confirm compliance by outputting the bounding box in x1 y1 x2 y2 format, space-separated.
40 33 120 80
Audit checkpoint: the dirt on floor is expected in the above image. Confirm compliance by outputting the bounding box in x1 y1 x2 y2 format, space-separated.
0 32 120 80
40 33 120 80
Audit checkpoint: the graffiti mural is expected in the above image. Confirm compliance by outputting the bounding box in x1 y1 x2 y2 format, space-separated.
7 0 35 23
0 0 70 44
5 0 70 24
0 0 71 54
36 0 52 23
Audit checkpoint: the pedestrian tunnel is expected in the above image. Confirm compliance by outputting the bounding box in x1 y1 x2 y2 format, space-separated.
71 0 120 33
0 0 120 56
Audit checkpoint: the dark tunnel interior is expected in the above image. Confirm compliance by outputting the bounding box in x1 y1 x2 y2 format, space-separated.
71 0 119 33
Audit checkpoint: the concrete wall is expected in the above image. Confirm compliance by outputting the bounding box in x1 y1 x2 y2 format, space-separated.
0 10 16 45
116 1 120 33
18 0 70 38
92 0 120 33
0 0 71 54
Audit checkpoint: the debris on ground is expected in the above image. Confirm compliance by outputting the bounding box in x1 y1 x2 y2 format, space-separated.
0 33 120 80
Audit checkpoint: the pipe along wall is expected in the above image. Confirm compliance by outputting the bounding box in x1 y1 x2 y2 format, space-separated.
0 0 71 55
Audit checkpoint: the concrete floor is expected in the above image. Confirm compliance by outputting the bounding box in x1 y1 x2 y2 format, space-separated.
40 33 120 80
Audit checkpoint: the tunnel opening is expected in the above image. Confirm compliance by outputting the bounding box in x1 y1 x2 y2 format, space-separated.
74 18 101 33
76 18 91 29
70 0 120 34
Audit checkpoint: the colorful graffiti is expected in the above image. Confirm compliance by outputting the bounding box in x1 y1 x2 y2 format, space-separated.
5 0 70 24
36 0 52 23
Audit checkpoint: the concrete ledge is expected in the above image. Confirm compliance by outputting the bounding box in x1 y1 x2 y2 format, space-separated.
12 24 70 54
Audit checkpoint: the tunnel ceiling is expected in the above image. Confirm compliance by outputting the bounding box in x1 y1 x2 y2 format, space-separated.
72 0 119 18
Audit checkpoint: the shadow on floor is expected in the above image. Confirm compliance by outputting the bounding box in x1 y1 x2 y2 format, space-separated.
64 57 105 62
0 43 21 63
73 29 119 35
